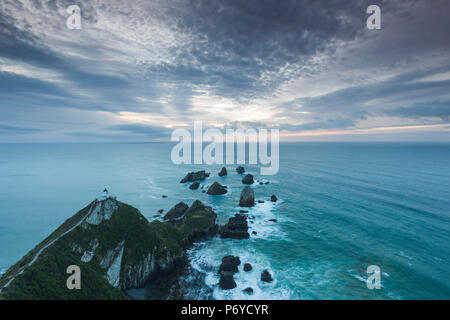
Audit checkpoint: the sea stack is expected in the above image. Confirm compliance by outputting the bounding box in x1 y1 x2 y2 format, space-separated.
218 167 227 177
189 182 200 190
218 256 240 290
236 166 245 174
219 214 250 239
242 174 254 185
239 186 255 207
261 270 273 283
206 182 228 195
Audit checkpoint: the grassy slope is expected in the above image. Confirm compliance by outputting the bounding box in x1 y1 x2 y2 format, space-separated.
0 200 216 300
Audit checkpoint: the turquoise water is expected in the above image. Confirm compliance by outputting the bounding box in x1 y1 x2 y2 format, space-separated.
0 142 449 299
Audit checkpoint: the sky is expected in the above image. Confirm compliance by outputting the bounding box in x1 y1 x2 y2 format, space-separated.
0 0 449 142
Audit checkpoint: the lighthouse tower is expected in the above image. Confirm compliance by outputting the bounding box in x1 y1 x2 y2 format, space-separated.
98 188 109 201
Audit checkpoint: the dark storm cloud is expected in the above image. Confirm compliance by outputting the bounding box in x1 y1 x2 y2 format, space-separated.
159 0 380 95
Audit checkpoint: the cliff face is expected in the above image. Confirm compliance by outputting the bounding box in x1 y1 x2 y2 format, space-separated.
0 197 217 299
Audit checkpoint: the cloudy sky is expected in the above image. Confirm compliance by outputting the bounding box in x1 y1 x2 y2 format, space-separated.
1 0 449 142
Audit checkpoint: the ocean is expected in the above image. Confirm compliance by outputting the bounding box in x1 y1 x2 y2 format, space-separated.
0 142 449 299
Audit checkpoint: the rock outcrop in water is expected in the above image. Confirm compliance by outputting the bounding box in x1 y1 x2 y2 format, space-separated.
219 214 249 239
189 182 200 190
206 182 227 195
244 263 252 272
261 270 273 283
236 166 245 174
164 202 189 221
271 194 278 202
239 186 255 207
218 256 240 290
218 167 227 177
180 171 210 183
242 174 254 185
0 197 217 299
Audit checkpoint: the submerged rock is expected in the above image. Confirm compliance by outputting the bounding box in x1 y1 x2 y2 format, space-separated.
180 170 210 183
268 219 278 223
158 209 164 213
270 194 278 202
261 270 273 283
258 200 264 203
242 174 254 185
164 202 189 221
243 263 252 272
218 167 227 177
239 186 255 207
206 182 228 195
162 195 168 198
236 166 245 174
189 182 200 190
243 287 254 295
219 214 249 239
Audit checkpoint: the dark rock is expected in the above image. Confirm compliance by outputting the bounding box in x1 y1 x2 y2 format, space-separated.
207 182 228 195
202 190 206 193
243 263 252 272
180 170 210 183
270 194 278 202
158 209 164 213
239 186 255 207
218 255 241 274
162 195 167 198
189 182 200 190
265 181 270 185
218 167 227 177
259 182 264 185
219 271 236 290
163 202 189 221
258 200 264 203
153 214 160 218
239 210 248 213
177 200 219 249
261 270 273 283
242 174 254 185
268 219 278 222
243 287 254 295
236 166 245 174
220 214 250 239
252 231 257 235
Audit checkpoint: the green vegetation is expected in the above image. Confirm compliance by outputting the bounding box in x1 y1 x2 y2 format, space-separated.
0 198 216 300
